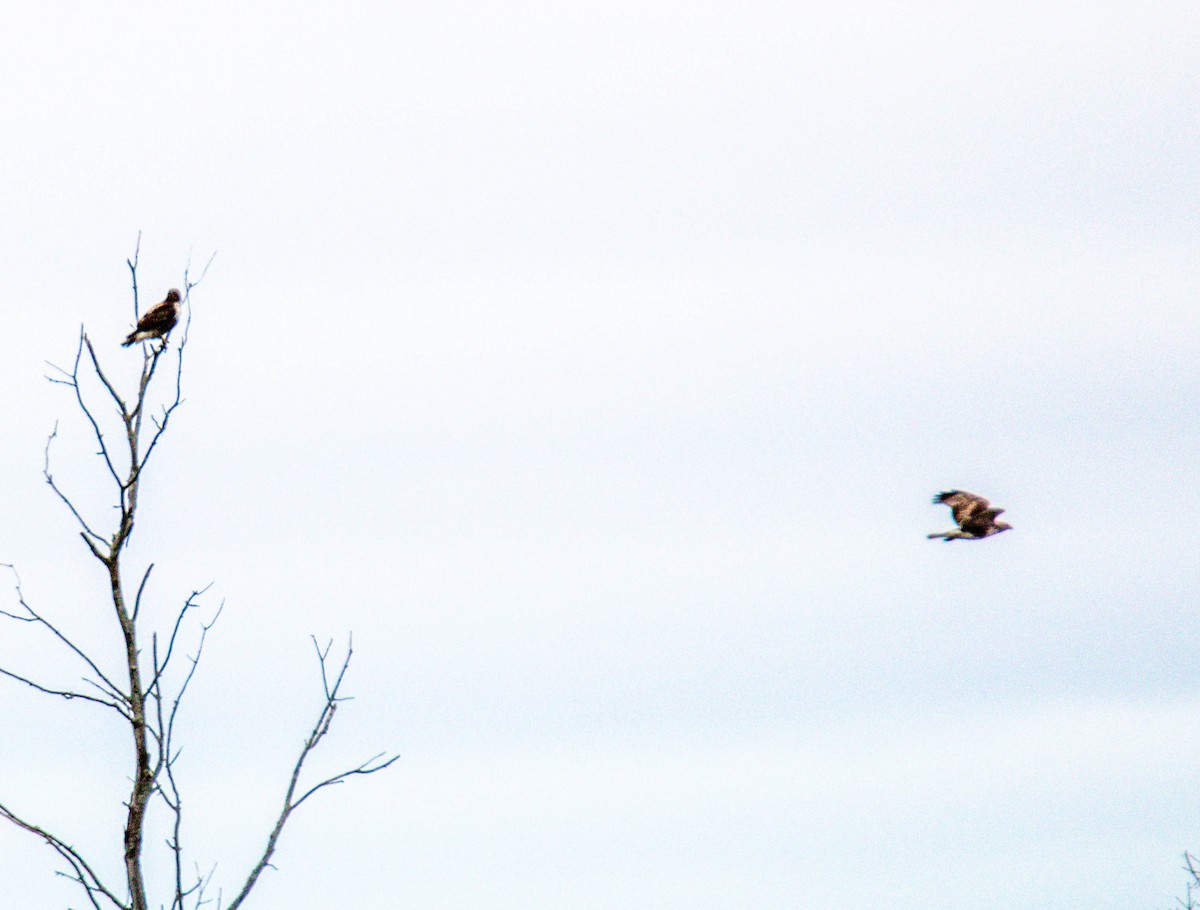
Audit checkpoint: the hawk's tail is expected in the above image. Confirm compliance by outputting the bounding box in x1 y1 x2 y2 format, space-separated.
927 531 962 541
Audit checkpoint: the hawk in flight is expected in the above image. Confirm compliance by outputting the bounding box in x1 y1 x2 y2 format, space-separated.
122 289 181 347
927 490 1012 541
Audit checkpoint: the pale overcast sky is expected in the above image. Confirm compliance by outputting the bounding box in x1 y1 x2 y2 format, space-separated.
2 2 1199 908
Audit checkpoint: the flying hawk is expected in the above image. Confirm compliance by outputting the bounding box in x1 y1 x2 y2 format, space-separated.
927 490 1012 541
122 289 181 347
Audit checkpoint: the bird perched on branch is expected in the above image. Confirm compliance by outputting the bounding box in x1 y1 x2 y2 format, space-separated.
927 490 1012 541
122 289 181 347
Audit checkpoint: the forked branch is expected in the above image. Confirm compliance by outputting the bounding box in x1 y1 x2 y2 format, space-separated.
224 638 398 910
0 800 125 910
0 564 129 716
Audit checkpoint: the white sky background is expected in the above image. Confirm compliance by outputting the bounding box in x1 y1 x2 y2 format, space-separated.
1 1 1198 907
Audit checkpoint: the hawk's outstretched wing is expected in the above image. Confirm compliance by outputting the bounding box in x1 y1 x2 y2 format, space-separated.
932 490 991 528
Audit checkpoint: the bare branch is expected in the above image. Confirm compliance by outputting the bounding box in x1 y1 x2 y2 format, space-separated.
44 357 77 388
43 424 109 555
167 604 222 728
1180 854 1200 910
0 800 126 910
60 329 125 489
0 564 128 710
132 564 154 624
82 333 130 423
80 531 108 562
80 674 132 711
127 231 142 320
291 751 399 811
148 600 221 910
0 664 126 714
148 636 186 910
145 587 216 702
224 641 397 910
184 251 217 296
179 862 217 910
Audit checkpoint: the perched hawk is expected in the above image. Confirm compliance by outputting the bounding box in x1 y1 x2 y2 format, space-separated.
927 490 1012 541
122 289 181 347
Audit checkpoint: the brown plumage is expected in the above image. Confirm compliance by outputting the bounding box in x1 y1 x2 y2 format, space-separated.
122 289 181 346
927 490 1012 541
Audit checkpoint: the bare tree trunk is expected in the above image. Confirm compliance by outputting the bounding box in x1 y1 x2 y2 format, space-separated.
110 558 151 910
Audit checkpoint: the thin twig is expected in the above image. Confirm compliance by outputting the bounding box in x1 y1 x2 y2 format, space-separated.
62 329 124 488
127 231 142 319
43 424 109 553
132 564 154 624
144 588 215 702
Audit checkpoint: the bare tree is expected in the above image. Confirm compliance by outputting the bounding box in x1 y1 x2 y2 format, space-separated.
0 240 396 910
